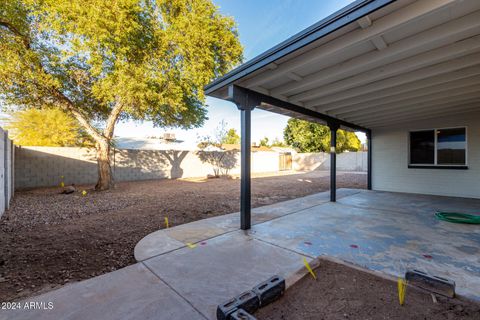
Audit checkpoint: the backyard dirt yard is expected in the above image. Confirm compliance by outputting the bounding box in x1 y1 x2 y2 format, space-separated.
256 259 480 320
0 171 365 302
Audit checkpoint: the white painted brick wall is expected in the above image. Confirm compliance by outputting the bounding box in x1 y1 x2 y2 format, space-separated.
372 110 480 199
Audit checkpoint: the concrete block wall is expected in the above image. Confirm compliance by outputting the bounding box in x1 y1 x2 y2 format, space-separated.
0 128 15 218
0 131 5 214
293 152 367 172
6 138 13 209
15 147 98 188
14 147 284 189
15 146 367 189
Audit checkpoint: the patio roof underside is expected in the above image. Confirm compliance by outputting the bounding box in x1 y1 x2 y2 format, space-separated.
207 0 480 130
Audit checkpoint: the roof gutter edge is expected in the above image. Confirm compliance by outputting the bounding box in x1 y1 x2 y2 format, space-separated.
205 0 395 95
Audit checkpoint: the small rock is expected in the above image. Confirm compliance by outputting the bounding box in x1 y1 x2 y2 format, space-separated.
454 305 464 312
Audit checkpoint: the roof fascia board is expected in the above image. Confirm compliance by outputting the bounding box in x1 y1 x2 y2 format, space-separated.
205 0 395 95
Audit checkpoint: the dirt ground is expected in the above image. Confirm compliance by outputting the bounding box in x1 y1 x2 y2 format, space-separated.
0 171 365 302
256 259 480 320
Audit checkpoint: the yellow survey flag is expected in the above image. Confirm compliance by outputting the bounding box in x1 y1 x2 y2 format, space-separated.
186 242 197 249
397 277 407 305
303 257 317 280
164 217 169 228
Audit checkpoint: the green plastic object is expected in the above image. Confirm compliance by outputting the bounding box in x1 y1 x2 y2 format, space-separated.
435 212 480 224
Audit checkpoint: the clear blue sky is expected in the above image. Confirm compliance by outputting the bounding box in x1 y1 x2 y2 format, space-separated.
115 0 357 145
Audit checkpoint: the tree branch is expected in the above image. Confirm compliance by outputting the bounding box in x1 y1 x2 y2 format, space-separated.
2 18 120 145
103 101 123 139
0 20 30 49
50 89 105 142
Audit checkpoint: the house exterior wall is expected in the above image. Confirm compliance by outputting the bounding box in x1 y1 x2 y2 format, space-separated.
372 111 480 199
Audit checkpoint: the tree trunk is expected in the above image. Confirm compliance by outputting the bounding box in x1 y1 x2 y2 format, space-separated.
95 140 114 190
52 90 122 191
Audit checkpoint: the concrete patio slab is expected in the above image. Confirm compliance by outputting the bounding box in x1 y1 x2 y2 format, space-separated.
338 190 480 215
134 231 186 261
163 212 239 244
250 193 480 300
251 188 362 223
135 188 362 261
0 263 204 320
144 230 308 319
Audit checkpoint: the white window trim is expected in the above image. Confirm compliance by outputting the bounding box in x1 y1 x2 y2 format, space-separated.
408 126 468 167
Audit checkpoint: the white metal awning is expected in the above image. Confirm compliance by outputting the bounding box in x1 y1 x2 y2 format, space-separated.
206 0 480 129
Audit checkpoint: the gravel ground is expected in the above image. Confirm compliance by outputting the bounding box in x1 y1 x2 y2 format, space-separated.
0 171 365 302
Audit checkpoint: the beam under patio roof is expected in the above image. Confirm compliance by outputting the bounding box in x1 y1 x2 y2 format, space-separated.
226 85 370 133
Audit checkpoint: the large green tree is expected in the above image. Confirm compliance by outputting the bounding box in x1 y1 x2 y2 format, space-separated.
0 0 242 190
4 108 93 146
222 128 240 145
284 119 361 153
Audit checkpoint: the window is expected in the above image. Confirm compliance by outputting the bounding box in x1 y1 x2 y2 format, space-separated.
437 128 466 165
409 127 467 168
410 130 434 164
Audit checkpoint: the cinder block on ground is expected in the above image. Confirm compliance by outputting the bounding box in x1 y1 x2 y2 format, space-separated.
230 309 257 320
253 275 285 307
405 269 455 298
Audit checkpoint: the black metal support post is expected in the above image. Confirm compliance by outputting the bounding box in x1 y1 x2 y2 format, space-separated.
227 85 260 230
329 124 339 202
367 130 372 190
240 108 251 230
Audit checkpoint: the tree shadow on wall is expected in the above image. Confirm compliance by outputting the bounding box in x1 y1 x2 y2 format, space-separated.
162 150 189 178
113 149 189 180
14 147 100 189
196 150 238 177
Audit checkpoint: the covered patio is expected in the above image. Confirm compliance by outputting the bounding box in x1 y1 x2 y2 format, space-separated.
205 0 480 231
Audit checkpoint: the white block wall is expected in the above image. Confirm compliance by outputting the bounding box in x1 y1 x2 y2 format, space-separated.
0 127 14 218
14 148 283 189
15 146 369 189
293 152 367 172
372 110 480 199
0 131 5 213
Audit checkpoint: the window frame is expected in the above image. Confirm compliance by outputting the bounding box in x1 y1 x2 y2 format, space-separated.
408 126 468 169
